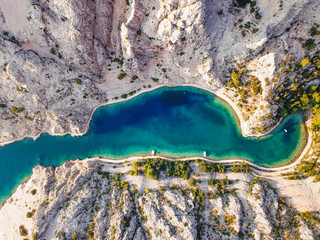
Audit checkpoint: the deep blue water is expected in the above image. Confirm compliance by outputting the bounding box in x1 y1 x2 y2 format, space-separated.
0 87 305 202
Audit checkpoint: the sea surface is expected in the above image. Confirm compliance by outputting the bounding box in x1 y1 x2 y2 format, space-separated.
0 87 306 202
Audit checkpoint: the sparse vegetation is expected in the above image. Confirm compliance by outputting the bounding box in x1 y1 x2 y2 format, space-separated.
136 159 192 180
19 225 28 236
117 72 127 80
74 78 82 85
197 160 226 174
26 209 36 218
11 107 25 114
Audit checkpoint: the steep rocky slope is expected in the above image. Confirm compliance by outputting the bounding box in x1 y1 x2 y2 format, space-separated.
0 0 319 144
1 0 320 239
1 159 320 239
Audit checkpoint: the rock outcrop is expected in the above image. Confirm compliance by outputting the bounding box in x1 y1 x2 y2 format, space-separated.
1 159 319 239
0 0 319 143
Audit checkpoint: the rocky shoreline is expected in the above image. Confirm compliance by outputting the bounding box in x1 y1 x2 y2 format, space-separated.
1 158 319 239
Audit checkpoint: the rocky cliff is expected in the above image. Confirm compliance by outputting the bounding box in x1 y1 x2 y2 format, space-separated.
0 0 319 143
1 0 320 239
0 159 319 239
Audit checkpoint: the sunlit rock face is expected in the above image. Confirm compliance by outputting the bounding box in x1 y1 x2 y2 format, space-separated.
0 0 319 141
1 159 318 240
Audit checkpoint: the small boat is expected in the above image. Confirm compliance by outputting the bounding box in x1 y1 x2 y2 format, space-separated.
284 129 288 132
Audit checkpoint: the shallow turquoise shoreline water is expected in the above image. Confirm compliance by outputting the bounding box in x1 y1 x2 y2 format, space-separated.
0 86 306 202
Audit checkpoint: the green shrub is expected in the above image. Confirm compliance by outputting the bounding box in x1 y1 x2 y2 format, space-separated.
129 90 136 96
25 116 34 121
303 39 316 51
252 77 262 95
50 48 56 55
9 36 20 46
310 26 320 36
230 162 252 173
188 178 196 186
117 72 127 80
141 159 192 180
300 212 320 225
280 108 288 117
235 0 252 8
19 225 28 236
198 160 225 173
255 12 262 20
26 209 35 218
300 58 310 67
231 70 241 86
74 78 82 85
32 232 38 240
31 189 37 195
313 174 320 182
11 107 25 114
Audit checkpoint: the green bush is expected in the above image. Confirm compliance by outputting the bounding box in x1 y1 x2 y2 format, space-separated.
71 232 79 240
300 58 310 67
300 212 320 225
230 162 252 173
303 39 316 51
235 0 252 8
50 48 56 55
231 70 241 86
198 160 225 173
280 108 288 117
25 116 34 121
252 77 262 95
74 78 82 85
188 178 196 186
141 159 192 180
117 72 127 80
19 225 28 236
26 209 35 218
32 232 38 240
255 12 262 20
310 26 320 36
121 94 128 99
11 107 25 114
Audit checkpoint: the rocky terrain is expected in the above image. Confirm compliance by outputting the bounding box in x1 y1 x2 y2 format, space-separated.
1 0 320 239
0 0 319 144
1 159 320 240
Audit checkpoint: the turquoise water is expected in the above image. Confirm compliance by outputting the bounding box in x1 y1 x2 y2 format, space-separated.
0 87 305 202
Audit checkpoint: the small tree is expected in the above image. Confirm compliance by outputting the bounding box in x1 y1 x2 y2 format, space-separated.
301 93 309 109
300 58 310 68
231 70 241 86
19 225 28 236
280 108 288 117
